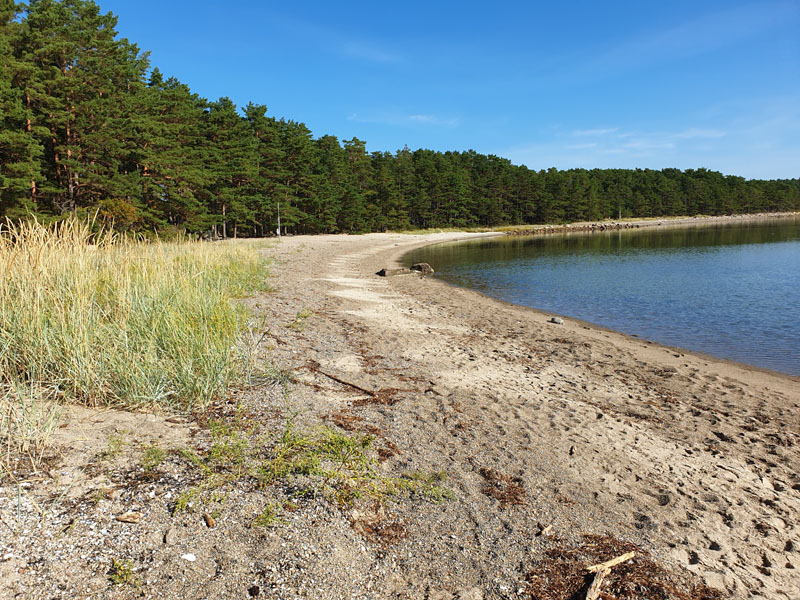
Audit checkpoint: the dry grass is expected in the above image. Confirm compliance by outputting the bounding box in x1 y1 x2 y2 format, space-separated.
0 217 270 477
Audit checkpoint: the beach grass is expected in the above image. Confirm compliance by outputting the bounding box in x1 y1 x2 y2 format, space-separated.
0 217 270 470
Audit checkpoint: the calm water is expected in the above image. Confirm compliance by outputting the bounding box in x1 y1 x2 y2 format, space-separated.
405 218 800 376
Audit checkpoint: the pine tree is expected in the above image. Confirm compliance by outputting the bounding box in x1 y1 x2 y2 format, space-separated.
245 102 285 235
0 0 45 218
203 97 258 238
19 0 148 214
132 69 211 231
274 119 315 233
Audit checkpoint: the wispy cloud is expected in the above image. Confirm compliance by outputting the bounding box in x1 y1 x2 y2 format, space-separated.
502 124 732 171
564 126 726 154
572 128 618 137
501 101 800 179
340 41 400 63
673 128 727 140
587 2 798 75
267 13 403 64
348 112 460 128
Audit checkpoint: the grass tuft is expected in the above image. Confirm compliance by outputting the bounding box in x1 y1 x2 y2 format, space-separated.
0 217 269 478
172 418 455 516
108 558 139 587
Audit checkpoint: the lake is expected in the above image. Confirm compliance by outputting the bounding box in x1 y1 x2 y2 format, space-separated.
404 218 800 376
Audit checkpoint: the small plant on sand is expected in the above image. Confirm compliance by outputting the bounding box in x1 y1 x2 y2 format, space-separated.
206 418 251 471
141 444 166 473
109 558 139 587
286 308 313 331
395 470 456 502
256 422 378 505
173 486 202 514
252 502 284 528
101 433 126 461
172 418 455 518
0 380 63 477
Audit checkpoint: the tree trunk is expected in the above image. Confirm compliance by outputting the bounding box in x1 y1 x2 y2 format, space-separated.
222 203 227 239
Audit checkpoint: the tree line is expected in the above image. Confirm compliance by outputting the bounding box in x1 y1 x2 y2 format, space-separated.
2 0 799 237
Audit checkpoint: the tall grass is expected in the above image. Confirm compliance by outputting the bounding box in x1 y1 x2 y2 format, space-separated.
0 218 270 416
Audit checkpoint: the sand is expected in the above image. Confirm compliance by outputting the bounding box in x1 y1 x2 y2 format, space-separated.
264 230 799 598
1 228 797 599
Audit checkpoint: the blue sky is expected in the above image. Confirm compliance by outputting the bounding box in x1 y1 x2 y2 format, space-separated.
100 0 799 180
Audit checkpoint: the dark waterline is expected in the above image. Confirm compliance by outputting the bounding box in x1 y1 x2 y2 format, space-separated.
405 218 800 376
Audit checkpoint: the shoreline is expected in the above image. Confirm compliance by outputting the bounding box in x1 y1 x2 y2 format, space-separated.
390 220 800 382
499 211 800 236
325 232 798 597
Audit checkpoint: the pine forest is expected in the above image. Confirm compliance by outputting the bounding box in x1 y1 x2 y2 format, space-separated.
2 0 799 237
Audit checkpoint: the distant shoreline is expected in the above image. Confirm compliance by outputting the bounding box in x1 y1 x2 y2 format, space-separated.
500 211 800 236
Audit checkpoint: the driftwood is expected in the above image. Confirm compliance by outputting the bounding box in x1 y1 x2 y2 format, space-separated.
587 551 636 573
535 523 553 537
376 267 412 277
585 567 611 600
304 360 376 397
585 551 636 600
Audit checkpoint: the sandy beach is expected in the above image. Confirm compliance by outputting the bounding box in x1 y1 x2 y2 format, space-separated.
1 228 798 599
261 230 799 598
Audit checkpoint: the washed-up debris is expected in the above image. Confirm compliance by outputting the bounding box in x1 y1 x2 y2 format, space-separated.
115 511 142 524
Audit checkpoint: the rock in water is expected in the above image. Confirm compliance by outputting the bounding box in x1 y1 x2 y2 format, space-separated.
550 317 564 324
410 262 435 276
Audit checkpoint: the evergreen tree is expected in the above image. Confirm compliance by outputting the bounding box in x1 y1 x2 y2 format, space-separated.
0 0 44 218
203 97 258 238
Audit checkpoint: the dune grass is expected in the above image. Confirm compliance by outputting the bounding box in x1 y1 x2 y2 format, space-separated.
0 217 270 440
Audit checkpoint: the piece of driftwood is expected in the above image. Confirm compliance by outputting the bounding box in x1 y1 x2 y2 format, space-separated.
305 361 376 397
376 267 412 277
586 551 636 573
583 552 635 600
585 567 611 600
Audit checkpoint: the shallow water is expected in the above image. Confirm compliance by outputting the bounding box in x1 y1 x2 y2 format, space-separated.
405 218 800 376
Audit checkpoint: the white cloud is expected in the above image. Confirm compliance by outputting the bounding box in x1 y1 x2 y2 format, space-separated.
347 112 459 128
673 128 727 139
267 13 403 65
565 142 598 150
572 128 618 137
500 108 800 179
622 139 676 150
